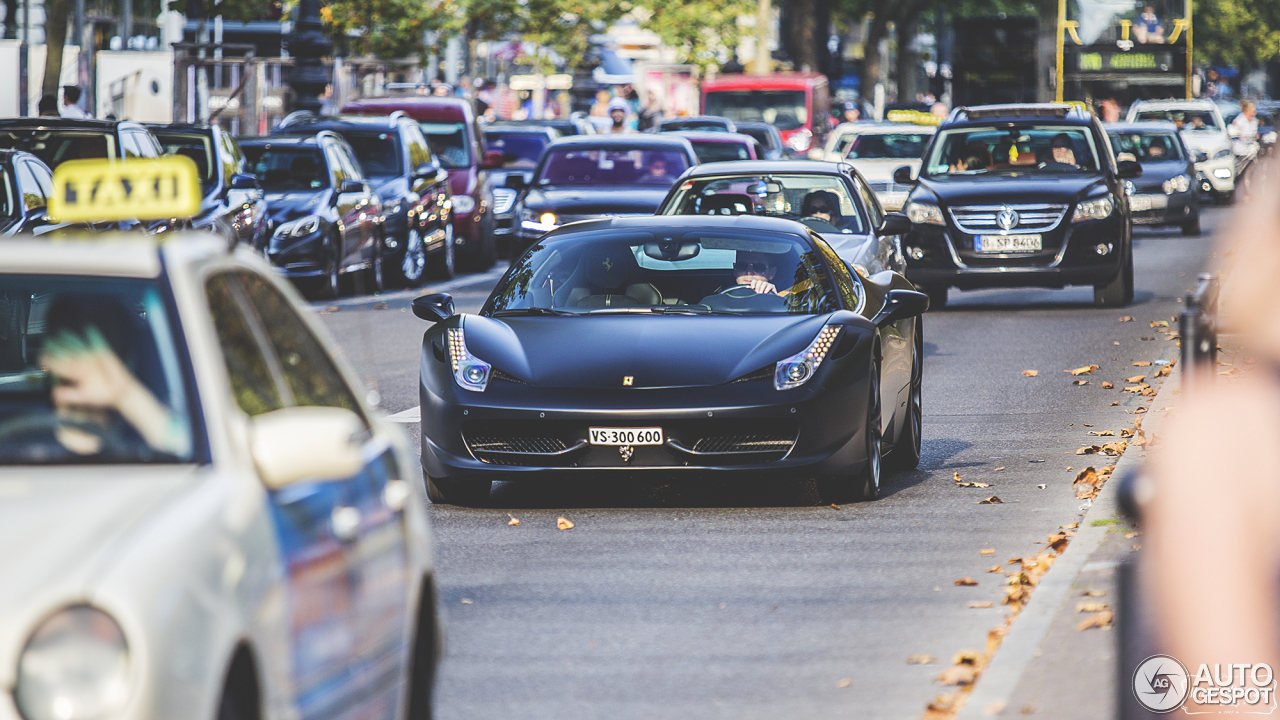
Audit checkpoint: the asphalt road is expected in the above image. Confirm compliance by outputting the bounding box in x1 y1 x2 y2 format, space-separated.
316 209 1223 719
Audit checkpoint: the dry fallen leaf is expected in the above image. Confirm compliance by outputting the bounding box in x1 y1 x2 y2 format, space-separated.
1077 610 1114 631
1061 522 1080 529
1123 383 1151 393
906 654 937 665
373 302 388 310
967 601 995 609
1076 445 1101 455
1067 364 1100 376
1083 589 1108 598
1132 361 1152 366
1088 430 1115 436
1125 375 1147 383
936 664 977 686
957 481 992 488
1073 466 1105 500
1101 381 1114 388
1076 601 1112 613
1073 380 1089 386
837 678 852 688
977 496 1004 504
1119 316 1135 322
1111 401 1121 406
1101 440 1129 456
980 548 995 555
507 514 520 526
557 516 575 530
1150 320 1169 328
955 577 979 586
924 692 961 720
1022 369 1038 377
461 598 474 604
986 565 1004 573
1124 531 1141 539
830 503 842 510
953 471 963 483
993 466 1005 472
1120 428 1134 437
1155 365 1172 378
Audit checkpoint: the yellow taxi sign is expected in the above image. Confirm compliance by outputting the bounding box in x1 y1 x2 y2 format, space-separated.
49 156 202 223
885 109 943 126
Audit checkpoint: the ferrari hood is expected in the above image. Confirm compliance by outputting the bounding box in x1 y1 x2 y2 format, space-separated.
464 313 835 389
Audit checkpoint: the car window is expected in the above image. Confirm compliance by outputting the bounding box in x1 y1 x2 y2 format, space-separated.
809 233 863 311
343 131 402 177
418 121 470 169
0 130 115 167
662 173 868 234
0 274 196 464
537 147 691 186
846 133 931 160
404 124 435 171
14 161 44 210
924 125 1101 176
205 272 287 416
325 145 350 184
28 161 53 199
689 140 751 162
242 146 330 191
851 173 883 228
484 132 549 168
234 272 367 424
1133 109 1222 132
119 131 142 159
132 131 160 158
1108 131 1186 162
217 132 239 181
0 167 15 217
154 131 216 186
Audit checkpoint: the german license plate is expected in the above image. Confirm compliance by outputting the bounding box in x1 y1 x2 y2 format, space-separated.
1129 195 1154 212
975 234 1042 253
589 427 664 446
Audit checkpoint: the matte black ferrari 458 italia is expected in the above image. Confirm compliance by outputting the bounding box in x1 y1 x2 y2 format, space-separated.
413 215 928 506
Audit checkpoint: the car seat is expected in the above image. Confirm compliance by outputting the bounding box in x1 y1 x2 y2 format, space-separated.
556 245 662 308
699 193 755 215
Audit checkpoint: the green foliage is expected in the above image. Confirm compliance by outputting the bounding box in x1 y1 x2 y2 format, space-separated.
635 0 755 71
519 0 632 72
1192 0 1280 70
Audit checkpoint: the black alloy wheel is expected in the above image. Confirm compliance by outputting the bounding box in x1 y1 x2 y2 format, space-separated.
1094 245 1134 307
886 320 923 471
395 227 428 288
1181 213 1201 236
311 234 341 300
817 352 883 503
424 472 492 507
428 223 456 280
367 234 386 294
463 209 497 271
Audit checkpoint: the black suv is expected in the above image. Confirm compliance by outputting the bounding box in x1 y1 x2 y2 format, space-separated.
239 132 384 299
272 112 455 284
148 123 270 249
896 104 1142 307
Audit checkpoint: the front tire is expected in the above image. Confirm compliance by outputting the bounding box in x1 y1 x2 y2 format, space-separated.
308 234 341 301
424 472 492 506
427 224 456 280
886 320 923 471
393 228 427 288
1181 214 1200 236
1093 246 1134 307
817 353 883 503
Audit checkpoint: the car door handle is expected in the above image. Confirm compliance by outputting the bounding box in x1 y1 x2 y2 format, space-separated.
331 505 361 542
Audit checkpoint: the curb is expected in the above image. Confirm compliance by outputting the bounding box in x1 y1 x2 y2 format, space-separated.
955 362 1181 719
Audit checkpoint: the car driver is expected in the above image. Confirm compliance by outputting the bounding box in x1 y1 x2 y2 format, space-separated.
734 251 781 295
1039 133 1078 170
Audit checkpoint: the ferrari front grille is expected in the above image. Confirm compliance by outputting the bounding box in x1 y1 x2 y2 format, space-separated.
691 433 796 454
468 436 567 454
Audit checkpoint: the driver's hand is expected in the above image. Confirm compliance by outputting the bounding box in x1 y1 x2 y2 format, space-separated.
42 327 136 411
744 279 778 295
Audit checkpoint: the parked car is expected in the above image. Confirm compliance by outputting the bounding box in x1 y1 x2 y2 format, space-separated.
0 232 440 720
829 122 936 211
897 103 1140 308
733 120 788 159
655 160 909 276
481 123 560 251
668 131 762 163
0 150 67 235
1126 99 1235 202
239 132 385 299
343 96 502 269
271 112 457 284
654 115 738 133
508 134 699 253
148 123 271 249
1106 121 1201 235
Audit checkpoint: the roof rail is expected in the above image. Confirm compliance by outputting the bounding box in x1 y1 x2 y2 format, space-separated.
388 110 408 126
278 110 316 128
314 130 345 144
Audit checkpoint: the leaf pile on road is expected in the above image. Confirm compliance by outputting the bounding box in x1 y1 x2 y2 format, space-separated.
953 472 991 489
1072 466 1113 500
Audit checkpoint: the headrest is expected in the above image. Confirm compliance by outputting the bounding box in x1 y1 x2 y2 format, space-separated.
583 245 638 289
700 193 755 215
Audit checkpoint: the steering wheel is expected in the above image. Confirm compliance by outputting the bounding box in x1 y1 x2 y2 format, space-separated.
0 411 126 448
714 285 761 298
798 217 841 233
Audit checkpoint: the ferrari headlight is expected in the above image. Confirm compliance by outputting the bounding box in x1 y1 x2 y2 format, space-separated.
1072 196 1113 222
447 327 490 392
1162 174 1191 194
277 216 321 238
775 325 842 391
15 606 130 720
451 195 476 214
904 200 945 226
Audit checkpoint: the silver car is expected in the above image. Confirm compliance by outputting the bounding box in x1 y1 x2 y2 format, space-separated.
0 234 438 720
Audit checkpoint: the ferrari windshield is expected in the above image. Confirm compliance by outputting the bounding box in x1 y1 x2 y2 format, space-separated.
486 228 839 316
0 275 196 464
924 125 1101 176
660 174 867 234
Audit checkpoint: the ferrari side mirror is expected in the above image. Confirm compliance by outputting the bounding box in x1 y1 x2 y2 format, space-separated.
413 293 455 323
874 289 930 328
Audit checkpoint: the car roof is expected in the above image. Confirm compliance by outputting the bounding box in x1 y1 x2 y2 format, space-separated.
668 131 756 143
702 72 826 90
1105 121 1180 133
943 103 1092 127
545 213 815 240
1130 99 1217 109
238 134 322 147
833 121 937 134
0 117 134 131
547 134 696 151
483 124 559 137
659 116 733 126
342 96 473 122
679 159 852 177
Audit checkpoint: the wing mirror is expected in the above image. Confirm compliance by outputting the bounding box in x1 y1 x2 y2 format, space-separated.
873 289 930 328
480 150 504 170
1194 150 1209 163
1116 160 1143 179
339 179 365 194
893 165 916 184
250 406 366 489
230 173 258 190
413 163 435 179
877 212 912 236
413 292 455 323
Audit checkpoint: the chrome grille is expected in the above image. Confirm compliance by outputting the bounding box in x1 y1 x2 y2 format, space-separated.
492 188 517 214
948 204 1068 234
692 433 796 454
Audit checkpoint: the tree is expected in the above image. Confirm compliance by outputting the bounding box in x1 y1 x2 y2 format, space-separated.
637 0 755 73
321 0 442 58
1192 0 1280 71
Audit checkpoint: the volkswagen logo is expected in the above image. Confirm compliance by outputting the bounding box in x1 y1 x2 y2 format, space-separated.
996 207 1020 231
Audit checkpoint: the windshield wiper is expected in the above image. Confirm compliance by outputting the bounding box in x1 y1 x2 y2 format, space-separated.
582 306 732 316
491 308 575 317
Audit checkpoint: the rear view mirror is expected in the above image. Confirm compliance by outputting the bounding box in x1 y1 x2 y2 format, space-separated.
893 165 915 184
873 289 930 328
1116 160 1143 179
250 406 366 489
230 173 258 190
877 212 911 236
643 239 700 262
413 293 455 323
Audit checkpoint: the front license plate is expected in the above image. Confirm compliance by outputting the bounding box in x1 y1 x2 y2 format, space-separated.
1129 195 1154 212
589 427 664 446
976 234 1042 253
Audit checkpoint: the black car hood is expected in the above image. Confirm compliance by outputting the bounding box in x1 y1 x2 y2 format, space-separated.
265 190 327 224
463 313 833 389
522 186 672 216
1131 160 1190 192
916 174 1108 205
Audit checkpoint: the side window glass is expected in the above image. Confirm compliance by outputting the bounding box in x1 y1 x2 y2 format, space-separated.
339 145 364 181
812 234 862 310
14 162 44 209
218 133 238 180
854 175 883 227
139 132 161 158
235 272 367 423
324 146 347 184
29 162 53 198
120 132 141 159
205 273 286 416
406 126 433 170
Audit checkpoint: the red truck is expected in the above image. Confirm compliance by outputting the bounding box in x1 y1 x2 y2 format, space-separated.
701 73 832 158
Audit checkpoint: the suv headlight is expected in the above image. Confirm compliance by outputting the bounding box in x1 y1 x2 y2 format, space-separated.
904 200 945 226
1072 196 1114 222
1213 148 1232 161
1162 174 1191 194
16 606 131 720
775 325 842 391
277 216 321 238
520 210 558 233
451 195 476 214
448 326 490 392
787 128 813 152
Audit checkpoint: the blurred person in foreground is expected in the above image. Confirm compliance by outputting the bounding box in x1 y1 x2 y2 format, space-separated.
1145 154 1280 701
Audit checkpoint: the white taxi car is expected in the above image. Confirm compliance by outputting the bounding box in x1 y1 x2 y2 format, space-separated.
1127 99 1236 202
823 121 936 211
0 233 438 720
